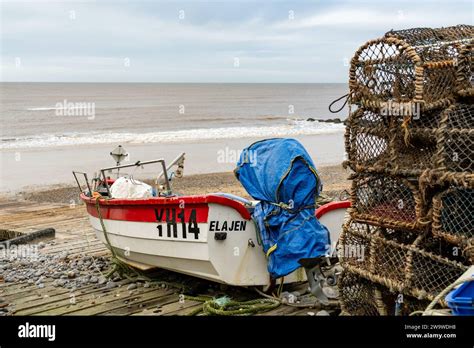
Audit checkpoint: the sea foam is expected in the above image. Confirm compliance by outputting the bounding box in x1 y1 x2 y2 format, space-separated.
0 121 344 150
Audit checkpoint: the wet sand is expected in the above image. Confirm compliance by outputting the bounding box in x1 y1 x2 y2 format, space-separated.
0 133 345 193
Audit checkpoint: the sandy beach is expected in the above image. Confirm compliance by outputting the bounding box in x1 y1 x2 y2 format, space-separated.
15 164 350 205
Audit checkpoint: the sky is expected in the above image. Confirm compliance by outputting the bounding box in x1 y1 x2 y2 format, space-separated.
0 0 472 83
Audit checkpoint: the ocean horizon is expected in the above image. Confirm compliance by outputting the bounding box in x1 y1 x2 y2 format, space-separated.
1 82 348 150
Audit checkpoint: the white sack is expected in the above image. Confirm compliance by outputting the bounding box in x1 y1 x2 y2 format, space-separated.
110 177 153 199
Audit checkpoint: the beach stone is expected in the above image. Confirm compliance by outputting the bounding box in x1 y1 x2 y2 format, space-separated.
307 312 315 316
37 283 45 289
57 279 67 287
98 276 107 285
316 310 330 316
106 281 117 289
67 271 76 279
27 279 34 284
89 276 99 284
323 287 338 299
127 283 137 291
143 282 150 288
38 242 45 249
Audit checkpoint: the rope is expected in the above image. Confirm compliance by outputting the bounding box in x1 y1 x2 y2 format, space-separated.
184 294 280 316
410 278 474 316
94 197 182 288
328 93 349 114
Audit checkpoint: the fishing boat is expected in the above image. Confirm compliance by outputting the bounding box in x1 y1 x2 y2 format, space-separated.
74 145 350 291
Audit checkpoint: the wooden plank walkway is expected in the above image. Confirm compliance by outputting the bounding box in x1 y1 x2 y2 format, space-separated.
0 199 317 316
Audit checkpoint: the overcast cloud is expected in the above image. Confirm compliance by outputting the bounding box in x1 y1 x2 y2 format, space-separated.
1 0 472 82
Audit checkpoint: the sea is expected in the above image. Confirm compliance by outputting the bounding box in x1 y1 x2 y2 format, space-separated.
0 83 348 191
0 82 348 149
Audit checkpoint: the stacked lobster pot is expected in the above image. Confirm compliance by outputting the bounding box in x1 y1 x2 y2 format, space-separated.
339 25 474 315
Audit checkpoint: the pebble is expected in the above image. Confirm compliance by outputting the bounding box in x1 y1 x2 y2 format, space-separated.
0 249 112 292
316 310 330 316
143 282 150 288
307 311 315 316
106 281 117 289
127 283 137 291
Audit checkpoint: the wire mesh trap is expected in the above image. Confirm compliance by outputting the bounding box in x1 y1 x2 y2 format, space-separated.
349 173 428 230
349 25 474 112
341 24 473 317
339 220 469 302
433 103 474 173
339 270 431 316
345 108 394 171
456 42 473 98
432 187 474 246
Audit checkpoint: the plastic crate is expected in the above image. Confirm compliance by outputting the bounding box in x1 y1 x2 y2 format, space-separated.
445 277 474 316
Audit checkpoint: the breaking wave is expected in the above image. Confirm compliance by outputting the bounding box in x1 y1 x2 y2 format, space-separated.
0 121 344 150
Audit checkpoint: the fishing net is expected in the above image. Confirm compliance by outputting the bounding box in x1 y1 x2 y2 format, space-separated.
349 25 473 111
339 220 469 302
349 173 428 230
339 270 432 316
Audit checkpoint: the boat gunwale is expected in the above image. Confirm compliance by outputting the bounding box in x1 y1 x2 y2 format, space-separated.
80 193 252 220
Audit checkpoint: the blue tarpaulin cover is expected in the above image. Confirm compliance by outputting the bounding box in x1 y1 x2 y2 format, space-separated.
235 138 330 278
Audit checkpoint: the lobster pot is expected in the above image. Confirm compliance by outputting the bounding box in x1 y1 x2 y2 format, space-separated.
389 128 438 175
340 220 469 301
339 271 387 316
339 221 419 285
390 106 442 161
339 270 431 316
387 104 473 175
456 43 473 98
345 108 443 175
345 108 393 171
350 173 427 230
349 26 473 112
432 187 474 246
434 104 474 173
